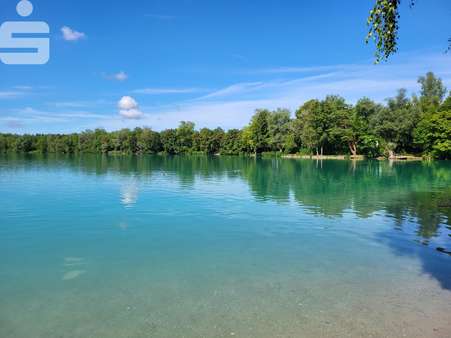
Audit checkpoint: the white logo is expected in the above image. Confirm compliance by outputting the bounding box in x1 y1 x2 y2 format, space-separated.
0 0 50 65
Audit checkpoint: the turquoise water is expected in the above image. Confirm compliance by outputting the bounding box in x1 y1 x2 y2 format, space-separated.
1 155 450 337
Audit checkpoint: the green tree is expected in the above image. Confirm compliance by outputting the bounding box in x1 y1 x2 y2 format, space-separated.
240 126 255 154
176 121 195 153
35 135 49 153
198 128 224 154
440 94 451 112
222 129 243 155
160 129 178 154
418 72 447 113
353 98 383 157
0 134 7 153
414 110 451 159
322 95 350 154
268 108 291 152
136 127 161 154
284 119 303 154
371 89 419 157
296 99 323 155
248 109 270 154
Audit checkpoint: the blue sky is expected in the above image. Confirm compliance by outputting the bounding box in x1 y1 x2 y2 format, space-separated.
1 0 450 133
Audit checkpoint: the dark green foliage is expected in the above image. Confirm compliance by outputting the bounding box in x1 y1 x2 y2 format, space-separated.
418 72 448 113
371 89 420 156
441 94 451 112
414 110 451 159
221 129 243 155
295 99 323 155
268 108 291 152
160 129 178 154
197 127 224 154
248 109 270 154
135 128 161 154
1 72 449 159
176 121 196 153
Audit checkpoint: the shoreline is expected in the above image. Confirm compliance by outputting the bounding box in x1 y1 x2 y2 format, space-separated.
1 152 427 161
282 154 424 161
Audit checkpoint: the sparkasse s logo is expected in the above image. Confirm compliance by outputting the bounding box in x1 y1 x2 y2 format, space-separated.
0 0 50 65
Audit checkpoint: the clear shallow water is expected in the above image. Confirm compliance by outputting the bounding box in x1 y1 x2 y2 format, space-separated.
1 155 450 338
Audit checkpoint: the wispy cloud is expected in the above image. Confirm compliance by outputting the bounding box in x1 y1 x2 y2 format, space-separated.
1 107 111 124
0 86 40 100
3 119 24 129
61 26 86 41
0 91 24 99
1 105 112 133
47 101 90 109
103 71 128 81
47 99 111 109
133 87 206 95
198 82 268 100
13 85 33 91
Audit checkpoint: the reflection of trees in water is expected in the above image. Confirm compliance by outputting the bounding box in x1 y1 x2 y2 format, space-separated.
386 191 451 244
3 153 450 249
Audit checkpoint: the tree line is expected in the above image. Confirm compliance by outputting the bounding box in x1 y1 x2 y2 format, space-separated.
1 72 450 159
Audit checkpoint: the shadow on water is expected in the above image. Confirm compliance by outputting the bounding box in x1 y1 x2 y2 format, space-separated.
378 189 451 290
1 153 450 289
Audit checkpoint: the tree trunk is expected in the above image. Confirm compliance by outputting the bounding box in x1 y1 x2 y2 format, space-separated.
348 142 357 156
320 146 323 157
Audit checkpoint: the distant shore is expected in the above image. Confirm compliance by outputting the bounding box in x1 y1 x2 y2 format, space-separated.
282 154 424 161
0 151 427 161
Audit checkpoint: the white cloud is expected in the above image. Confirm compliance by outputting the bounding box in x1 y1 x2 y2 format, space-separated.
133 87 204 95
104 71 128 81
119 109 144 119
118 96 144 119
198 82 268 100
61 26 86 41
118 96 138 110
114 71 128 81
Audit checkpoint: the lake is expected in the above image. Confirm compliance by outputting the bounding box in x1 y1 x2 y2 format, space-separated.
1 155 450 337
